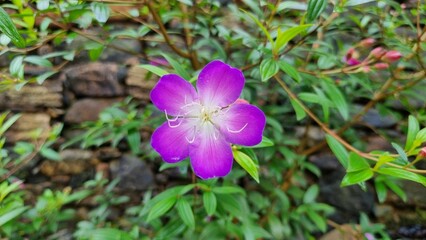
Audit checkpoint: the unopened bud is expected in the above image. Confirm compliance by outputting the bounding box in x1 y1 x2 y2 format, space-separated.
420 147 426 158
362 66 370 73
346 58 361 66
360 38 375 48
371 47 386 59
374 63 389 70
381 50 402 62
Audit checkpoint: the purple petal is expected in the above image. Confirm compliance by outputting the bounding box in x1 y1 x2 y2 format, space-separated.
151 119 195 163
189 124 233 179
218 103 266 146
196 60 244 107
150 74 197 116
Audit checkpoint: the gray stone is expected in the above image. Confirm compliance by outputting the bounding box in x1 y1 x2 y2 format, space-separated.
5 113 51 142
64 98 122 124
0 79 63 111
356 106 398 128
110 155 154 190
64 62 126 98
314 154 375 223
125 65 157 100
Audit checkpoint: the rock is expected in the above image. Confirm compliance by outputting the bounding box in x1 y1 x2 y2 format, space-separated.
125 65 157 100
110 155 154 190
64 62 126 98
5 113 51 142
64 98 122 124
40 149 96 176
313 154 375 223
95 147 122 161
0 79 63 111
355 106 398 128
320 224 361 240
100 37 142 63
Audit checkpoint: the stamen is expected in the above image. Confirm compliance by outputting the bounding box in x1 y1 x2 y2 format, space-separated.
227 123 248 133
186 135 195 143
167 119 183 128
164 110 180 122
180 101 202 109
213 128 219 140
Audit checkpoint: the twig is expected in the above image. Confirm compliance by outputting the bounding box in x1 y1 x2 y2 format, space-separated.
146 1 191 59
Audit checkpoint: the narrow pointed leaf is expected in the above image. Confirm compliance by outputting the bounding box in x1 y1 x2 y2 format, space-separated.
233 150 259 183
0 7 25 48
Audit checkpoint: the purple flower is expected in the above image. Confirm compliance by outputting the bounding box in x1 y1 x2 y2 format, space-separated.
150 60 266 179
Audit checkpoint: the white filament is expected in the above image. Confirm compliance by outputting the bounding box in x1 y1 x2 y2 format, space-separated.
227 123 248 133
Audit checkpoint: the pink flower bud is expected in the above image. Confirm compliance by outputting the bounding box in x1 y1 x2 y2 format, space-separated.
371 47 386 58
360 38 375 47
346 58 361 66
420 147 426 158
374 63 389 70
362 66 370 73
381 50 402 62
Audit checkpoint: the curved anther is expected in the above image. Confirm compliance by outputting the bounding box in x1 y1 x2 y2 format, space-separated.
227 123 248 133
164 110 180 122
167 119 183 128
186 135 196 143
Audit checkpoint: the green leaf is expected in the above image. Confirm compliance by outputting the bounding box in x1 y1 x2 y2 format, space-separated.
374 180 387 203
161 53 191 80
391 142 408 164
385 180 407 202
0 113 20 135
91 2 110 23
325 134 349 169
176 198 195 228
345 0 376 7
127 130 141 155
405 115 419 151
303 185 319 203
260 58 279 82
306 210 327 232
341 168 374 186
278 60 301 82
0 206 28 226
233 150 260 183
306 0 327 22
322 81 349 120
203 191 217 215
40 147 61 161
240 9 273 45
24 56 53 67
290 98 306 120
36 71 57 84
87 228 133 240
274 25 311 51
139 64 168 77
0 7 25 48
376 168 426 187
146 195 177 222
10 55 24 77
212 186 245 195
37 0 50 10
248 136 274 148
347 152 370 172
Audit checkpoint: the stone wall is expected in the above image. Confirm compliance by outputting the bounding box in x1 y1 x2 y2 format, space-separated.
1 34 157 193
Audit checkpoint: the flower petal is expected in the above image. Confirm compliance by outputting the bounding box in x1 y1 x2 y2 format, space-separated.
197 60 245 107
150 74 197 116
218 103 266 146
189 124 233 179
151 119 195 163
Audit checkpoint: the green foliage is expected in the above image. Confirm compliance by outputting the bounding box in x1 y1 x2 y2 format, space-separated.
0 0 424 239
